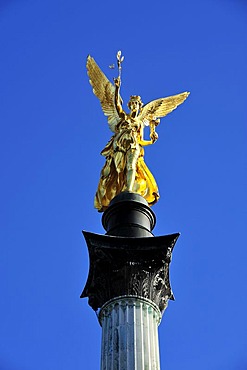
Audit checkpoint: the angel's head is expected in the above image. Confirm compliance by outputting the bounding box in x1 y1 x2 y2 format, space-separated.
127 95 143 113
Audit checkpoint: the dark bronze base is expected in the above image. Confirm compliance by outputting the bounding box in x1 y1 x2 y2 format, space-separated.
102 192 156 237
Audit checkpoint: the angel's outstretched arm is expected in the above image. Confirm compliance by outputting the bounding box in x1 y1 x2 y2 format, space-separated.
114 77 124 116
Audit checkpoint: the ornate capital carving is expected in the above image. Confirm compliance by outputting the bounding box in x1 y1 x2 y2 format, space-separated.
81 232 179 313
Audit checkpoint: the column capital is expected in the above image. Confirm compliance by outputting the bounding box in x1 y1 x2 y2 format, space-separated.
81 231 179 313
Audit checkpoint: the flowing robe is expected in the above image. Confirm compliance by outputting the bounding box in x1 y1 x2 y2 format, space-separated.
94 118 159 212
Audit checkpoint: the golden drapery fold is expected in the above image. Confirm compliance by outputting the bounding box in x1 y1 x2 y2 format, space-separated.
94 138 159 212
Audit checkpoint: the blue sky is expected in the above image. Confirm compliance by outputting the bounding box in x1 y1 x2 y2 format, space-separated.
0 0 246 369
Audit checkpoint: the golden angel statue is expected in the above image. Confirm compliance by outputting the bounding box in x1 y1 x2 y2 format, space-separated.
87 51 189 212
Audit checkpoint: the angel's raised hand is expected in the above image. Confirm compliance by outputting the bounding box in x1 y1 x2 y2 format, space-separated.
114 77 121 87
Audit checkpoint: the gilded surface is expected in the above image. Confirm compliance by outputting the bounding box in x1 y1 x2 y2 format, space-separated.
87 51 189 212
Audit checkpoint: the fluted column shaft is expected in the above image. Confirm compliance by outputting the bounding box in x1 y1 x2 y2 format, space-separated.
99 296 161 370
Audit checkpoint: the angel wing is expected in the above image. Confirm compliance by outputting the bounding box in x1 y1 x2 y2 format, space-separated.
140 92 190 124
86 55 121 132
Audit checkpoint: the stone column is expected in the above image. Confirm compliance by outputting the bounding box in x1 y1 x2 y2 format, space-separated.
99 296 161 370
